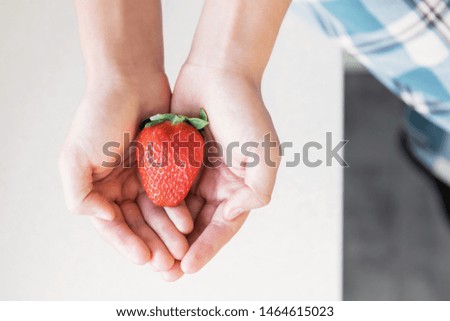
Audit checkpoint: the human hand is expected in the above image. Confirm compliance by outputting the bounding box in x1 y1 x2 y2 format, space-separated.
59 74 193 271
162 64 281 281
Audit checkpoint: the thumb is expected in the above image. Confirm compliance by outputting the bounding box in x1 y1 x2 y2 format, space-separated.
59 151 116 221
223 136 281 220
223 186 272 220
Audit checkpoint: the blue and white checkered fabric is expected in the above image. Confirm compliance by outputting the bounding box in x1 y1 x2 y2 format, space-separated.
292 0 450 185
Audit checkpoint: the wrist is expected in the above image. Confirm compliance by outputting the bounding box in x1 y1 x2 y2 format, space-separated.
186 46 265 85
183 52 264 87
84 71 171 111
179 62 262 90
84 57 164 87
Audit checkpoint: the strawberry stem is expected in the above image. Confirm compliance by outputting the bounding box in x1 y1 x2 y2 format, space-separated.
142 108 209 131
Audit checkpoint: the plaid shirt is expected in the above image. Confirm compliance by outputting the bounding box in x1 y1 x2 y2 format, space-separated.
292 0 450 185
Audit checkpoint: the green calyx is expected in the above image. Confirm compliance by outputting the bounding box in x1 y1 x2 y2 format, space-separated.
143 108 209 131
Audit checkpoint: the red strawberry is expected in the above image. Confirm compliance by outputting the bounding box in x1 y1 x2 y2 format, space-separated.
136 109 208 207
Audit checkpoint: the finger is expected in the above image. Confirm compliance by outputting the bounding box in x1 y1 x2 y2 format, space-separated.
186 203 216 245
161 261 184 282
164 201 194 234
181 204 249 274
185 193 205 222
79 191 116 220
121 201 175 271
90 207 150 265
138 194 189 260
59 152 115 221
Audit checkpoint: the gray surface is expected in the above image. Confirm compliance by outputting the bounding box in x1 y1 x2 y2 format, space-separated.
344 73 450 300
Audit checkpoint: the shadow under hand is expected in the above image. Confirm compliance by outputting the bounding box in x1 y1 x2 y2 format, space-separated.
398 131 450 224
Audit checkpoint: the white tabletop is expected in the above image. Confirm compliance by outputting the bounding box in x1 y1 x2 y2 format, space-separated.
0 0 343 300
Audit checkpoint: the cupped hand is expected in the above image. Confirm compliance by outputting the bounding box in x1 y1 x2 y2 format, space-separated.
162 64 281 281
59 74 193 271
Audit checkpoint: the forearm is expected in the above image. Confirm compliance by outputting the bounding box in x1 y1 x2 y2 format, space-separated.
187 0 291 82
75 0 164 86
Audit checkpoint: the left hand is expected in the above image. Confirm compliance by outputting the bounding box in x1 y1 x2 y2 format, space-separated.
161 64 281 281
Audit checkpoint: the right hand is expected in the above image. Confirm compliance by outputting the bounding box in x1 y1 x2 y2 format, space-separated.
59 73 193 271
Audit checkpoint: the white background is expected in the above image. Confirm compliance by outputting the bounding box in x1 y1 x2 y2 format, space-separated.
0 0 343 300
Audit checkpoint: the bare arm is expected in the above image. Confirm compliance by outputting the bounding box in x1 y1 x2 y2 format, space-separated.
59 0 190 270
188 0 292 82
165 0 291 278
75 0 165 88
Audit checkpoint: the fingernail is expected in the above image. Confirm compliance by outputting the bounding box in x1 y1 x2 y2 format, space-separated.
180 260 196 274
225 208 243 220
